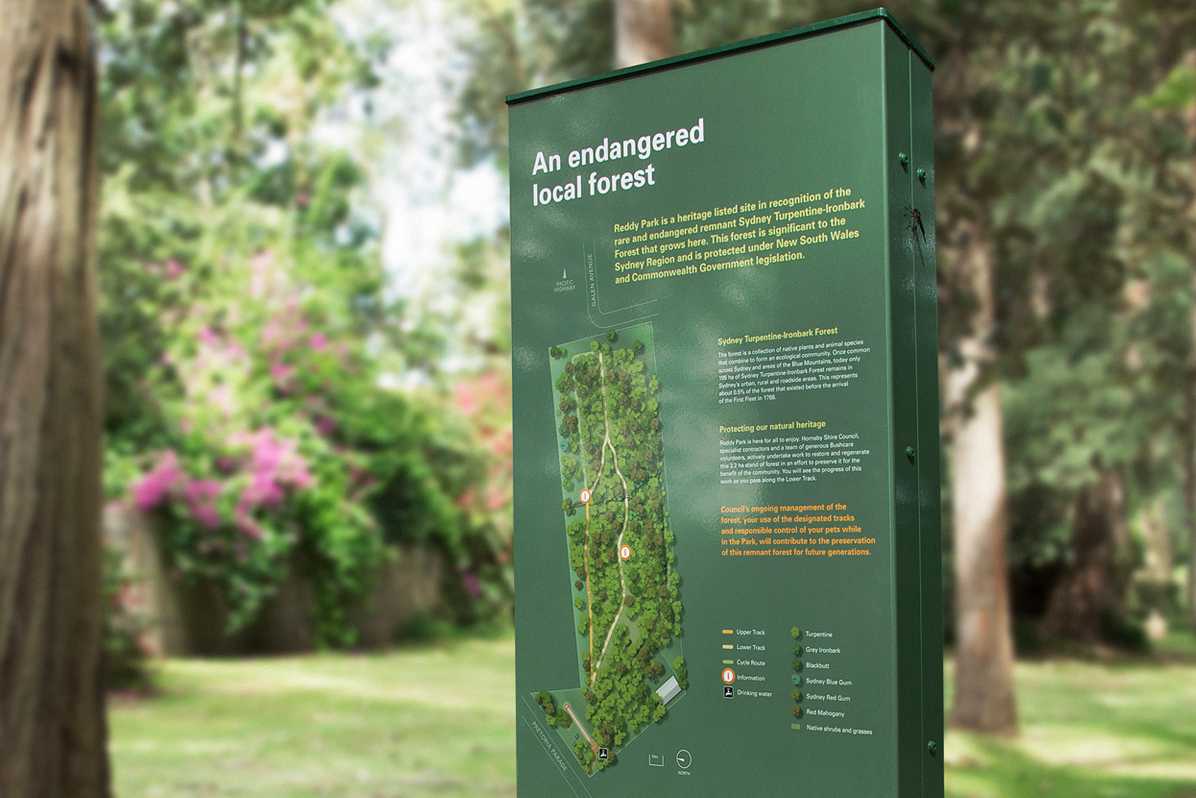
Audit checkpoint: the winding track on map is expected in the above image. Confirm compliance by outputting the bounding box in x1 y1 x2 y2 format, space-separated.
562 702 598 753
572 350 631 686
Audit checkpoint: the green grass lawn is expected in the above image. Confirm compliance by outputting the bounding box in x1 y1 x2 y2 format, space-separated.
109 634 518 798
110 632 1196 797
944 655 1196 798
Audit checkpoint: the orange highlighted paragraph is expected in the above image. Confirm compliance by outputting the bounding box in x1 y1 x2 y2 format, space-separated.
718 501 876 559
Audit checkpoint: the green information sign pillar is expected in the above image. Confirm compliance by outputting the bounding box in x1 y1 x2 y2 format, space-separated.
507 9 941 796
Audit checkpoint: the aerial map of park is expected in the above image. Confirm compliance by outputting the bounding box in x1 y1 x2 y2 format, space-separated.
533 322 687 776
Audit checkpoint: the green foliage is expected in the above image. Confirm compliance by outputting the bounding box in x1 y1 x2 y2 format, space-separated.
96 0 509 646
452 0 613 171
1139 63 1196 111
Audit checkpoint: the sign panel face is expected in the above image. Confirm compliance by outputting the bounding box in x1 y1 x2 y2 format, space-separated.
509 12 941 797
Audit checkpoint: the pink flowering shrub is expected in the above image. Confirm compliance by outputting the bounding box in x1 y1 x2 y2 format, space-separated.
118 243 507 645
184 480 222 530
132 451 184 511
131 424 336 633
449 366 515 612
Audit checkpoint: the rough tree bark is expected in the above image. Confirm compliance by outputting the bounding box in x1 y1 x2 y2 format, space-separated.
614 0 674 69
1189 270 1196 630
943 221 1018 735
1041 471 1131 643
1186 50 1196 630
1140 497 1173 583
0 3 110 796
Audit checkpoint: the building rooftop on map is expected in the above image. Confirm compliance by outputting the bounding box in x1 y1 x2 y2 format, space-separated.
656 676 681 705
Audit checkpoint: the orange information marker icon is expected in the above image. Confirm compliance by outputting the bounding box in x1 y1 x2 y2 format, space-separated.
579 488 592 504
619 544 632 561
721 667 736 685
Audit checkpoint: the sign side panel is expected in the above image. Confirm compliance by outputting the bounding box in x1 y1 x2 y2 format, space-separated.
880 24 923 798
911 54 945 798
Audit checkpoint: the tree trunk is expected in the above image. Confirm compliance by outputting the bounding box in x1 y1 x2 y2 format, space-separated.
1188 277 1196 629
614 0 674 68
944 223 1018 735
1041 470 1130 643
1139 495 1172 582
1188 266 1196 629
0 3 110 796
1187 50 1196 631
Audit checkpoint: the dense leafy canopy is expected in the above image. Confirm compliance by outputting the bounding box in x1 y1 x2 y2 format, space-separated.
98 0 511 646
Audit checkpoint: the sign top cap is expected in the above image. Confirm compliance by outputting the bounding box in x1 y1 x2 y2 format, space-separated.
505 7 935 107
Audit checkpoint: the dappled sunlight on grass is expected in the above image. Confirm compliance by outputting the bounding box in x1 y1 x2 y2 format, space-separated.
110 635 516 798
111 632 1196 797
945 653 1196 798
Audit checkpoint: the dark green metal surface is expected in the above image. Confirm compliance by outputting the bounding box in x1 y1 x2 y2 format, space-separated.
506 7 934 106
509 12 941 796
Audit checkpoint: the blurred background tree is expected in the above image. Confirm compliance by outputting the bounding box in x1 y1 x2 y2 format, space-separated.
0 3 109 795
